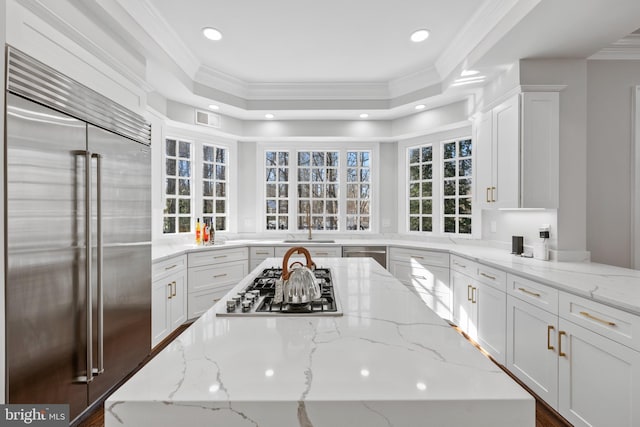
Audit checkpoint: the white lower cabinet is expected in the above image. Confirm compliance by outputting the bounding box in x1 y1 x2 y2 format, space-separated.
451 259 506 364
151 255 187 348
389 247 451 320
187 247 248 320
506 294 559 408
249 246 275 271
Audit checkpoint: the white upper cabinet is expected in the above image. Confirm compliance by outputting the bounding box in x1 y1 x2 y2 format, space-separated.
475 92 559 209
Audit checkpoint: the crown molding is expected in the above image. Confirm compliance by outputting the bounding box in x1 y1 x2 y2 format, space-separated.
589 34 640 60
116 0 200 78
246 82 390 101
388 66 441 99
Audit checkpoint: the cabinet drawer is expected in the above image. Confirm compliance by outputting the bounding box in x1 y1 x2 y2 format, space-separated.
389 247 449 268
507 273 558 314
250 246 275 258
559 292 640 351
275 246 341 258
152 255 186 281
450 255 476 275
188 285 234 320
188 247 248 268
391 262 451 295
475 263 507 291
188 261 246 293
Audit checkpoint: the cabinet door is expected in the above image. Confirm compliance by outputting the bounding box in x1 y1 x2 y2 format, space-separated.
451 271 474 337
558 319 640 427
507 295 559 409
475 111 493 209
169 273 187 330
492 94 520 208
475 282 506 364
151 279 171 348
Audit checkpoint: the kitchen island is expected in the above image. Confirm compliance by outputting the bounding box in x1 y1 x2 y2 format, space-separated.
106 258 534 426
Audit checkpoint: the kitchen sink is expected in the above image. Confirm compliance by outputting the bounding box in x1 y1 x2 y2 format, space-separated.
282 239 335 243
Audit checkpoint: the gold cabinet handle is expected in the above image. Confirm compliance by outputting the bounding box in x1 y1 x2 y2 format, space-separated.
164 264 178 271
579 311 616 327
213 273 228 278
467 285 472 301
518 287 541 298
558 331 567 357
486 187 491 203
471 287 477 304
491 186 496 202
255 251 270 255
172 281 177 297
214 255 227 259
480 272 496 280
547 325 555 350
454 261 466 268
315 252 329 256
167 283 172 300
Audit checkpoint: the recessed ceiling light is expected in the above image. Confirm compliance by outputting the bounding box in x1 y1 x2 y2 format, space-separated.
360 113 369 119
208 104 219 110
410 29 430 43
415 104 426 110
202 27 222 41
461 69 479 77
265 113 274 119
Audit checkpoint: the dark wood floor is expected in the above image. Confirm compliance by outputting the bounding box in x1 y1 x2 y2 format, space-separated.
76 323 572 427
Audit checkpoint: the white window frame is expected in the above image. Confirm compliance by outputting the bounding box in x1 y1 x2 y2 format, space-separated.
162 131 237 236
398 128 475 237
162 137 194 234
256 141 380 234
440 137 473 236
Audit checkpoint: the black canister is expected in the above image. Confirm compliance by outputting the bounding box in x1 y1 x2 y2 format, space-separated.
512 236 524 255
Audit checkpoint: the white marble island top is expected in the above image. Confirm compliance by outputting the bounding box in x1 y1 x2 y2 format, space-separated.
107 258 533 427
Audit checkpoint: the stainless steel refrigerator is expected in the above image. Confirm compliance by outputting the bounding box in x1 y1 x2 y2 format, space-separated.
5 47 152 423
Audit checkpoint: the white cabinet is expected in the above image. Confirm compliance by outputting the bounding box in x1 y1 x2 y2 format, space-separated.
450 256 506 364
151 255 187 348
506 274 640 426
389 247 451 320
274 245 341 259
187 247 248 320
249 246 275 271
475 92 559 209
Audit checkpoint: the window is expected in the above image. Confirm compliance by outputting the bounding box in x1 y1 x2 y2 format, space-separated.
346 151 371 230
261 145 375 232
408 145 433 232
442 138 472 234
202 144 227 231
265 151 290 230
163 136 233 235
163 138 192 234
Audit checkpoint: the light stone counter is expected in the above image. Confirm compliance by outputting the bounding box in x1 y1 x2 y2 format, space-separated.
106 258 534 427
153 237 640 316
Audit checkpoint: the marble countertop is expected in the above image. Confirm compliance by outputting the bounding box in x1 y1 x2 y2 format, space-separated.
106 258 533 426
153 237 640 316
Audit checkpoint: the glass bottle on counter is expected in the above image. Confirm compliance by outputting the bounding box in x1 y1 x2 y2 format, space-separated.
195 218 202 245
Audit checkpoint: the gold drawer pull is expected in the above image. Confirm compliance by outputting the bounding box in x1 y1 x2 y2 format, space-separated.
471 287 477 304
467 284 472 301
412 255 424 259
454 261 467 268
315 252 329 255
164 264 178 270
547 325 555 350
486 187 491 203
491 186 496 202
480 272 496 280
255 251 270 255
213 273 228 278
558 331 567 357
214 255 227 259
172 281 177 297
167 283 172 300
518 287 541 298
579 311 616 327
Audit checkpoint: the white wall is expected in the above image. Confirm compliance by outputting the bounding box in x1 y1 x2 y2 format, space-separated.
237 141 258 234
586 60 640 268
481 209 558 254
379 142 398 233
519 59 588 258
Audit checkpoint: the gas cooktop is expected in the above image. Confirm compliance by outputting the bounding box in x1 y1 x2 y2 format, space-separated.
217 267 343 317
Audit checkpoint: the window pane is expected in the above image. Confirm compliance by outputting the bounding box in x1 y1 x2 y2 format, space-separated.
327 152 339 166
410 200 420 214
179 141 190 158
421 164 432 180
216 200 226 213
216 183 226 197
459 217 472 234
312 168 325 182
459 198 472 215
326 216 338 230
421 146 432 162
179 199 191 214
360 152 369 167
359 168 370 182
278 184 288 197
312 184 324 198
266 184 276 198
298 184 310 198
178 179 190 195
347 216 357 230
266 168 276 182
203 200 213 214
444 217 456 233
459 159 472 177
359 201 370 215
327 169 338 182
203 164 213 179
458 179 472 196
347 152 357 166
298 168 310 182
347 168 357 182
266 200 276 214
312 152 325 166
266 151 277 166
444 180 456 196
409 148 420 164
266 216 276 230
443 142 456 159
312 200 324 214
444 161 456 178
178 217 191 233
410 166 420 181
410 183 420 197
422 182 432 198
298 200 310 214
459 139 472 157
278 152 289 166
422 199 432 215
327 184 339 198
203 182 214 197
278 217 288 230
360 216 370 231
216 148 226 163
421 217 432 232
278 168 288 181
163 217 175 234
444 198 456 215
216 165 226 180
166 178 176 195
166 159 176 176
166 139 176 157
178 160 190 177
278 200 287 214
410 217 420 231
215 217 226 231
347 200 357 214
360 184 370 198
203 146 214 162
327 200 338 214
165 199 176 214
298 152 310 166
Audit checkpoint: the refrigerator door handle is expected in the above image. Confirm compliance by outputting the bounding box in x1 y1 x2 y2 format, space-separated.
93 153 104 375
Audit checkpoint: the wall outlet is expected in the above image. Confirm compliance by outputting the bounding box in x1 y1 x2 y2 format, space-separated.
539 224 550 239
